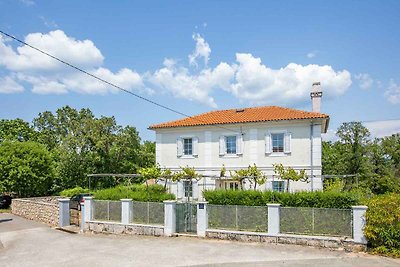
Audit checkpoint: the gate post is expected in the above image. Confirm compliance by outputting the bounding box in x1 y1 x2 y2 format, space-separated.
352 205 368 244
121 199 133 224
197 201 208 237
83 196 93 222
58 198 70 227
164 200 176 236
267 203 281 235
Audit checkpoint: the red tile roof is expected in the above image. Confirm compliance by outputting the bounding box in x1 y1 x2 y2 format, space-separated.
149 106 329 130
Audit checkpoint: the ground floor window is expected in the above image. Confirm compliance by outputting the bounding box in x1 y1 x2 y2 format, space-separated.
272 181 285 192
221 180 239 190
183 180 193 197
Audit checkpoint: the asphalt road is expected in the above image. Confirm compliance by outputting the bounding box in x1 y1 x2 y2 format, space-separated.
0 213 399 267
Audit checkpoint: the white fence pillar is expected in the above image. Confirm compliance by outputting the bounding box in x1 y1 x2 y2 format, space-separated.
197 201 208 237
80 202 85 232
58 198 70 227
352 205 368 244
267 203 281 235
121 199 133 224
83 196 93 222
164 200 176 236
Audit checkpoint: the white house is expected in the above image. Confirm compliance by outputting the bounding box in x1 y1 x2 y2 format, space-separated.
149 82 329 200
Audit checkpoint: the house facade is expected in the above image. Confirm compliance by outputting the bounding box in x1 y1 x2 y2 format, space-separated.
149 83 329 200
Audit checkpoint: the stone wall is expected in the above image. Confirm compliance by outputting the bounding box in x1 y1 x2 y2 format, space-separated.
86 221 164 236
206 229 366 252
11 197 60 227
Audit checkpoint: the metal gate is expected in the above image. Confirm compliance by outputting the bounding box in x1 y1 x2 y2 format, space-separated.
176 202 197 233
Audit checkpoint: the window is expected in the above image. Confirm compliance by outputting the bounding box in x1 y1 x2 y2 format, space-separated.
225 136 237 154
272 181 285 192
183 180 193 198
272 133 284 153
183 138 193 155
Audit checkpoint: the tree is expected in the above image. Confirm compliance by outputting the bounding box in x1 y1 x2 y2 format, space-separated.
273 163 308 192
0 119 37 142
0 141 54 197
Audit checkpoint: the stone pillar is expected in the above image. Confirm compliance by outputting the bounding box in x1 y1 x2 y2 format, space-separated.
58 198 70 227
83 196 93 222
121 199 133 224
352 205 368 244
197 201 208 237
267 203 281 235
164 200 176 236
80 202 85 232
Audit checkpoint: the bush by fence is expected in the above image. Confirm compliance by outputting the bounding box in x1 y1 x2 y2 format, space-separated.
203 189 360 209
59 184 175 202
364 193 400 257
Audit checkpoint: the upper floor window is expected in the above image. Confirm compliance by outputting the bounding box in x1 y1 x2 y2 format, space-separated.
225 136 237 154
183 138 193 155
272 133 284 153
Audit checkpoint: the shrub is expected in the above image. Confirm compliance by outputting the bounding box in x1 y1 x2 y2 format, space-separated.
203 189 360 209
364 193 400 257
59 186 91 197
93 184 175 202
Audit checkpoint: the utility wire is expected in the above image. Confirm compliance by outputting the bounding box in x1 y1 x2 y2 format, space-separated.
0 30 241 134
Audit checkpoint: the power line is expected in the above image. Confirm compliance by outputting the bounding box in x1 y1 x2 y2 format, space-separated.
0 30 240 134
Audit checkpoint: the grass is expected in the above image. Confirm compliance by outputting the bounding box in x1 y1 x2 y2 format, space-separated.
0 207 11 213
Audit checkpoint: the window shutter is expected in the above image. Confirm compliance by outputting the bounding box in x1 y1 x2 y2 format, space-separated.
265 133 272 154
177 138 183 157
236 134 243 155
219 136 226 156
192 137 198 156
284 132 291 153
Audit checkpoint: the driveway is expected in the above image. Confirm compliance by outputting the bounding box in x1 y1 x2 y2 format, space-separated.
0 213 399 267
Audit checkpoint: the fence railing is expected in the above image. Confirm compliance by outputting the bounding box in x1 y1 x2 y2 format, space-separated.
280 207 353 237
132 201 164 225
93 200 122 222
208 204 268 232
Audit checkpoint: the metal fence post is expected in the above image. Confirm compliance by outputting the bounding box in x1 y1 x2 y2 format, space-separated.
83 196 93 222
58 198 70 227
121 199 133 224
164 200 176 236
267 203 281 235
80 202 85 232
196 201 208 237
352 205 368 244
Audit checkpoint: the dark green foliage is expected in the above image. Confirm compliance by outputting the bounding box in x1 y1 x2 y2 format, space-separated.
364 193 400 257
203 189 360 208
59 186 91 197
93 184 175 202
0 141 54 197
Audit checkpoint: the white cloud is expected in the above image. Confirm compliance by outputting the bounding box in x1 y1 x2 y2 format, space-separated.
39 16 58 29
0 30 144 95
225 53 352 105
0 76 24 93
188 33 211 67
384 79 400 104
307 51 318 58
20 0 35 6
355 73 373 89
364 120 400 138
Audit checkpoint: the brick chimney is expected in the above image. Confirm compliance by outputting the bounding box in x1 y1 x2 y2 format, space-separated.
310 82 322 113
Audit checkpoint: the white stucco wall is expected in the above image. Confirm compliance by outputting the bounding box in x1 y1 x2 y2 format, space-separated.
153 119 325 198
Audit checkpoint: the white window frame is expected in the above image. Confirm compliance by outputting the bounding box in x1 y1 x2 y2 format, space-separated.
177 135 198 158
219 133 243 158
183 138 193 156
225 135 237 155
265 130 291 157
272 180 285 192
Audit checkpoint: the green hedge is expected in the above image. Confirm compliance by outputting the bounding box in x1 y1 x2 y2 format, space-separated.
364 193 400 257
203 189 360 209
94 184 175 202
60 184 175 202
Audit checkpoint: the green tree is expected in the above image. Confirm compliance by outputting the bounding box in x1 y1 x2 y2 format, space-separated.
0 119 37 142
0 141 54 197
273 163 308 192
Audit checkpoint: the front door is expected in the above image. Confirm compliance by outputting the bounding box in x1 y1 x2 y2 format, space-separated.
176 202 197 233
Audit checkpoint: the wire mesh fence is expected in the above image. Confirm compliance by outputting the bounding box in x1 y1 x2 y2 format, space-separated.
93 200 122 222
280 207 352 237
132 201 164 225
208 204 268 232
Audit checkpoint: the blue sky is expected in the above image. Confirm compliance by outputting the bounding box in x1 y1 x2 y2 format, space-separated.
0 0 400 141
